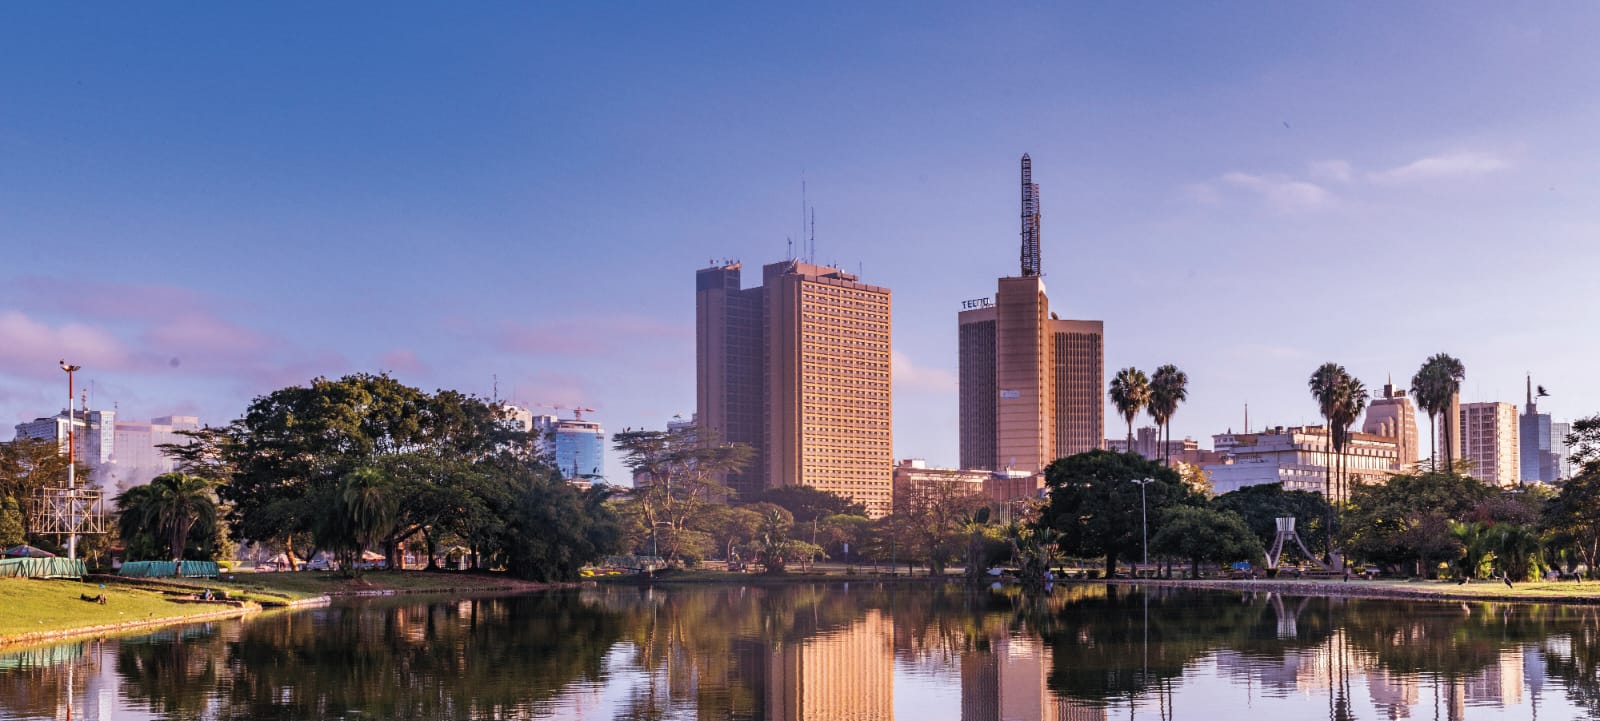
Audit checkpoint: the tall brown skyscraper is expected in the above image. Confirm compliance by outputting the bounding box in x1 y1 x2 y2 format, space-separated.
697 260 894 516
959 155 1103 474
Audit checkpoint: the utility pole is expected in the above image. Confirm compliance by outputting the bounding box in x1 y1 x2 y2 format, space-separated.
60 360 83 560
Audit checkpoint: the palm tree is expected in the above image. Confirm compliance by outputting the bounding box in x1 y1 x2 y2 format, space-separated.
1109 367 1151 450
1412 354 1466 474
146 473 217 561
1148 365 1189 466
340 466 397 562
1308 363 1349 559
1331 376 1369 503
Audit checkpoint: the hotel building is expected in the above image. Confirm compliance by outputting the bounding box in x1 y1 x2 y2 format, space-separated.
958 155 1104 475
1362 380 1420 469
697 260 893 516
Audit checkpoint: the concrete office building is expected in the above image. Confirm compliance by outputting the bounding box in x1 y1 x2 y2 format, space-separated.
1460 401 1520 487
1520 376 1560 483
959 155 1104 475
1362 380 1420 469
14 410 198 493
532 413 606 482
1205 426 1402 499
697 260 893 516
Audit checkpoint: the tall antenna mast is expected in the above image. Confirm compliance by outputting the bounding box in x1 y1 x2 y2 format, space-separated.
802 178 809 263
809 207 816 266
1020 153 1042 276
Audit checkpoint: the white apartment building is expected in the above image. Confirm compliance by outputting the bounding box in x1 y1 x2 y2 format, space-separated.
1204 425 1402 500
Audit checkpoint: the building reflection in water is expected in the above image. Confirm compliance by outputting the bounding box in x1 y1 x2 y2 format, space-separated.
7 586 1600 721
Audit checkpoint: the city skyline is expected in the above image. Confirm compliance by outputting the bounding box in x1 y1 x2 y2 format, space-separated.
4 5 1600 479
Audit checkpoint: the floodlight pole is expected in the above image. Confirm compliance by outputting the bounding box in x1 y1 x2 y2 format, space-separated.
61 360 83 560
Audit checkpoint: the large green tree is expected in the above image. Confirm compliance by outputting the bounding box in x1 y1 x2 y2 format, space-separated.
195 373 524 568
1150 506 1263 578
1039 450 1199 576
1341 470 1492 576
612 423 752 565
1211 483 1330 558
1543 469 1600 578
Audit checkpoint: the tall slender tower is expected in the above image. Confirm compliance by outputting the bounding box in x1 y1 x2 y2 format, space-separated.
1020 154 1041 277
959 154 1103 478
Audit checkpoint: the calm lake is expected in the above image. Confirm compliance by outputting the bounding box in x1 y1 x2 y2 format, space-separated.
2 583 1597 720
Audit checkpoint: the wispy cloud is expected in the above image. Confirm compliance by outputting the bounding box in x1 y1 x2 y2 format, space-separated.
892 350 956 393
1216 172 1336 213
1367 151 1509 184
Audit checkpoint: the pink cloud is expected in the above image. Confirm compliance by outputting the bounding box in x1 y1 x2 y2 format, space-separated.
0 311 136 378
378 349 428 376
142 312 273 358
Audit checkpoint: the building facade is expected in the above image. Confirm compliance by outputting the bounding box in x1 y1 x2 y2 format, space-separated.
1460 401 1520 487
1105 425 1200 462
532 413 606 481
1362 380 1419 469
1552 421 1573 479
1520 376 1561 483
958 155 1104 475
697 260 894 516
13 410 199 493
1204 426 1402 499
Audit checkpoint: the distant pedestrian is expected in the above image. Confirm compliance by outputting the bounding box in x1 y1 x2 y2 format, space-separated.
1343 569 1350 583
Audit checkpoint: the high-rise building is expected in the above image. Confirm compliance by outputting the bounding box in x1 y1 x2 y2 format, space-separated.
13 410 198 493
959 155 1103 474
1519 375 1560 483
1459 402 1520 487
1552 420 1573 479
1362 379 1419 469
696 260 894 516
532 413 606 481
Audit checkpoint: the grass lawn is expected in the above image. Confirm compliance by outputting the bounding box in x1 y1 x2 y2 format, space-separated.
1355 578 1600 601
0 578 243 641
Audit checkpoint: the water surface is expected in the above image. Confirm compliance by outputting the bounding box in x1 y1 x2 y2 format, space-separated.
2 583 1597 720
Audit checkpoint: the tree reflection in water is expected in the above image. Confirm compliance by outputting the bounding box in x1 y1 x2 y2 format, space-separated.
8 584 1600 720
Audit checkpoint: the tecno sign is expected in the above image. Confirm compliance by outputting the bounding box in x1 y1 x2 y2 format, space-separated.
961 297 993 310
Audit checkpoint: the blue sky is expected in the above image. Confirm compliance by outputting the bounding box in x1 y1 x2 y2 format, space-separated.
3 4 1599 478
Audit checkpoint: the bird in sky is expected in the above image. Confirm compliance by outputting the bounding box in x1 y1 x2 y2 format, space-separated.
1537 385 1550 397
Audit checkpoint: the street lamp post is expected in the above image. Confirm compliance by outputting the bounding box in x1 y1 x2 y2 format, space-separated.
60 360 83 561
1132 477 1154 576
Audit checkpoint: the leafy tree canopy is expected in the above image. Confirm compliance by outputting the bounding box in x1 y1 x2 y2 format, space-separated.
1039 450 1202 575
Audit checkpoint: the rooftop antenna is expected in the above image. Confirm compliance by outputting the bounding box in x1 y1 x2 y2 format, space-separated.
493 374 499 403
802 177 808 263
1020 153 1042 277
1245 402 1250 434
809 207 816 266
787 237 793 260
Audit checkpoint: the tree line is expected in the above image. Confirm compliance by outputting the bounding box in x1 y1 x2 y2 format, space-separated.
106 373 621 582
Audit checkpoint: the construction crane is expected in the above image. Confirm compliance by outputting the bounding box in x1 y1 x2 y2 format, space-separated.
534 403 598 421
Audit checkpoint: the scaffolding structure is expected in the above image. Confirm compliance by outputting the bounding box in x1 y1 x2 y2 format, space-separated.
31 486 107 539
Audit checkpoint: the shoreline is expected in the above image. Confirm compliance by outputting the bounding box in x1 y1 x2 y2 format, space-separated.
1108 577 1600 605
0 572 570 649
0 601 263 649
